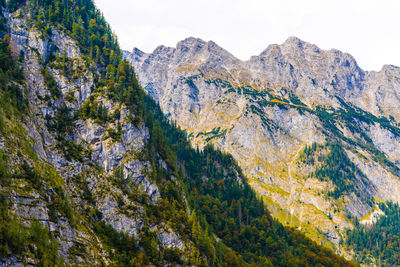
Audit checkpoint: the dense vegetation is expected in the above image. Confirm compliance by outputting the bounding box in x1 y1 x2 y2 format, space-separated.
0 4 26 119
0 152 65 265
346 202 400 266
311 100 400 176
300 142 372 203
0 0 357 266
27 0 144 125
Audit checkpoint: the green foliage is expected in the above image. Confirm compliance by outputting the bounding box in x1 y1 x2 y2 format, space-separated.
7 0 26 12
46 106 90 162
196 127 228 142
301 142 372 202
316 143 359 199
0 150 10 184
205 77 233 90
346 202 400 266
48 186 75 224
0 152 69 261
93 219 186 266
299 142 320 165
42 67 62 98
0 192 63 265
10 159 76 225
93 221 140 266
25 0 145 125
58 139 89 162
106 124 122 142
163 247 183 265
336 97 400 137
312 99 400 176
29 220 63 266
19 160 41 188
79 96 109 125
249 103 281 131
289 92 307 106
0 35 27 114
48 50 76 79
64 90 77 103
0 197 27 256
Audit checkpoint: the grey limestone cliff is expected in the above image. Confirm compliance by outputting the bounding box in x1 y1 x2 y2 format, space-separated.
125 36 400 249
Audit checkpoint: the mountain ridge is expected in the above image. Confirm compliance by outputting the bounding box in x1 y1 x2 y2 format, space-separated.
125 35 400 121
124 34 400 260
126 35 394 71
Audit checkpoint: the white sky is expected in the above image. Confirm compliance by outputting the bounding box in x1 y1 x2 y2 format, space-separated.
94 0 400 71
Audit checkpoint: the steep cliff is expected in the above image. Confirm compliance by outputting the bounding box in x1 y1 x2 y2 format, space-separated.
125 36 400 252
0 2 187 265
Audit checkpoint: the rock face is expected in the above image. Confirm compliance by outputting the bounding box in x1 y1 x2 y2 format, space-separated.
1 8 188 265
125 36 400 248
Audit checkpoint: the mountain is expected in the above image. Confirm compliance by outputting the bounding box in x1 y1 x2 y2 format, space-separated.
0 1 355 266
124 36 400 258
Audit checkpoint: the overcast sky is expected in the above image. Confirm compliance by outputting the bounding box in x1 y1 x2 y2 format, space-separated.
94 0 399 71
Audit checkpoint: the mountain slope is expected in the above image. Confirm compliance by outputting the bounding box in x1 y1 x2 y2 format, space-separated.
124 36 400 253
0 1 354 266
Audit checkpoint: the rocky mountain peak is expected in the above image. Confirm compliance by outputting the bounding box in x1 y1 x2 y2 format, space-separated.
126 37 240 74
244 36 365 98
174 37 239 67
132 47 144 56
380 64 400 75
176 36 207 51
256 36 316 58
123 47 145 64
256 36 360 71
282 36 307 49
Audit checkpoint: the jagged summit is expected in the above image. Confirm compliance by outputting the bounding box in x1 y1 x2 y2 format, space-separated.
280 36 324 57
380 64 400 73
257 36 359 68
126 37 240 73
176 36 207 49
128 36 399 76
131 36 365 74
282 36 307 48
138 37 224 55
125 36 377 106
132 47 144 55
132 37 224 56
254 36 323 59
